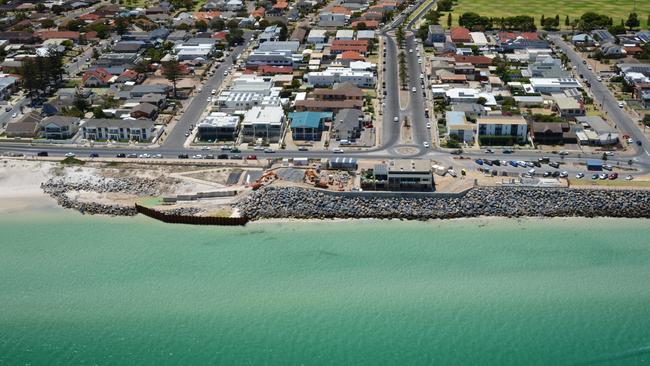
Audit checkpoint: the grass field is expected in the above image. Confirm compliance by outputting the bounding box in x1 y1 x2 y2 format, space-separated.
448 0 650 29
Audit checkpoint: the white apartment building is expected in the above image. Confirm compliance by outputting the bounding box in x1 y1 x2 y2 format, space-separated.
477 115 528 144
306 67 375 87
241 106 285 143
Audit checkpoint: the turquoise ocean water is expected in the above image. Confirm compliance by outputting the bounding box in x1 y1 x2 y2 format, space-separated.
1 209 650 365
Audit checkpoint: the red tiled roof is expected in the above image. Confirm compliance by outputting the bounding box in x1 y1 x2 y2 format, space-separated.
79 13 100 21
498 31 539 42
192 11 221 22
272 1 288 9
212 31 228 40
330 6 352 15
450 27 471 42
339 50 365 60
331 40 369 53
258 65 293 74
351 20 379 29
83 67 112 84
454 55 492 66
251 7 265 18
36 30 80 40
119 69 139 79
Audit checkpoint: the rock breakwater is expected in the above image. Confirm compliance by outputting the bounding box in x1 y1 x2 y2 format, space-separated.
41 177 164 216
237 186 650 220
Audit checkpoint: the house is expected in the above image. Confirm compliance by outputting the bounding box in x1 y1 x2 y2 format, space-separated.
339 51 365 61
288 111 333 141
0 76 18 99
130 103 158 119
445 111 475 143
290 27 308 43
259 25 282 43
241 105 285 143
197 112 240 141
257 66 294 75
575 116 619 146
5 120 38 138
529 78 581 94
0 31 35 43
453 55 491 68
319 12 349 27
36 31 80 42
469 32 488 46
531 122 574 145
356 30 375 40
38 116 80 139
497 32 539 43
445 88 497 106
600 42 625 58
335 29 355 40
527 57 569 78
592 29 615 43
476 115 528 145
307 29 328 44
451 103 486 120
81 118 155 141
351 20 379 29
112 41 145 53
450 27 471 43
365 160 434 191
427 25 445 45
571 34 595 46
553 94 584 119
83 68 113 87
246 50 295 69
332 108 362 141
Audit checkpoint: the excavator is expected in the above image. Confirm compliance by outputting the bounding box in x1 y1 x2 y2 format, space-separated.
251 171 278 190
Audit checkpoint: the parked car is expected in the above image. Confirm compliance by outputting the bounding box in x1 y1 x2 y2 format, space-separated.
423 141 429 148
178 154 189 159
116 153 126 158
204 154 215 159
89 152 99 158
576 173 585 179
37 151 48 157
264 148 275 153
217 154 228 159
127 153 137 158
609 172 618 180
298 146 309 151
246 154 257 160
475 159 484 165
333 148 344 153
230 154 242 159
64 152 75 158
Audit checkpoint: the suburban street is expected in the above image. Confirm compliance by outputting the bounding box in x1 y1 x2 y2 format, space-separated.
550 34 650 163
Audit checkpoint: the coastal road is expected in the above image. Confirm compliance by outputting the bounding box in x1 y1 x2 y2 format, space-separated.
379 34 402 148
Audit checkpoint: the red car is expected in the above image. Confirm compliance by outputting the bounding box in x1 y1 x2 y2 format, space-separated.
609 172 618 180
246 154 257 160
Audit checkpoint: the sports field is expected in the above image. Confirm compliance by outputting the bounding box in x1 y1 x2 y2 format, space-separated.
448 0 650 29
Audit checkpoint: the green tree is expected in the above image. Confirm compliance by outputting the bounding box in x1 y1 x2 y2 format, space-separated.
195 20 208 32
447 13 452 27
115 17 129 35
210 18 225 31
565 15 569 27
73 94 88 114
626 13 640 30
163 59 182 98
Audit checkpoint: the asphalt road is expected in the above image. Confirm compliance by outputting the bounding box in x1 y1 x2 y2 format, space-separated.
550 35 650 163
378 34 401 148
161 31 254 150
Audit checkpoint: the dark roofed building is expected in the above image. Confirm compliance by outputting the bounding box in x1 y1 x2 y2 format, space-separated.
332 108 363 141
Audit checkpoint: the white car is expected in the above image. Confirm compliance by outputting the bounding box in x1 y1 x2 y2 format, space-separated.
559 171 568 178
201 146 210 150
423 141 430 148
211 89 216 95
412 87 416 92
627 138 634 144
576 173 585 179
625 175 633 181
604 151 614 156
223 71 229 76
64 152 75 157
333 148 344 153
618 101 625 108
11 112 17 118
154 154 163 159
408 49 413 53
207 97 211 102
426 123 431 129
393 116 399 122
138 153 151 158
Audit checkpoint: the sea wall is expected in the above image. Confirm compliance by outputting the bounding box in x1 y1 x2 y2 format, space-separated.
41 177 163 216
236 186 650 220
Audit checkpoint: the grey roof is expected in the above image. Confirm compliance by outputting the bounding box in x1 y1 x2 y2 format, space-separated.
333 108 362 132
82 118 154 129
39 116 80 128
131 102 157 114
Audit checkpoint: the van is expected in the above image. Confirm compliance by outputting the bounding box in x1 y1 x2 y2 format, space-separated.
340 139 350 145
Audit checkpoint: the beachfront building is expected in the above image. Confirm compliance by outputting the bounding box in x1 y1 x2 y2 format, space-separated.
306 67 375 88
364 160 434 191
476 115 528 145
81 118 155 142
241 106 285 143
196 112 240 141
